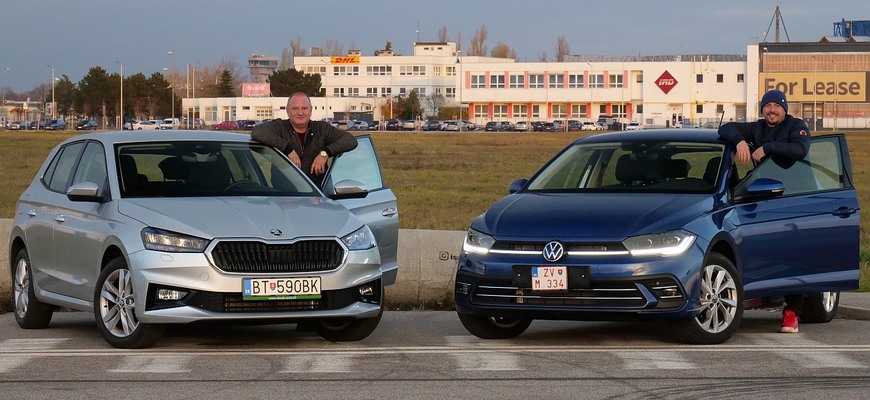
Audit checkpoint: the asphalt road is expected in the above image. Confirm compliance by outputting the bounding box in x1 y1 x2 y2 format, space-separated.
1 310 869 399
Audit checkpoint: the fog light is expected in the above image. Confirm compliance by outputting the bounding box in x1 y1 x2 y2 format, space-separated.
456 282 471 295
156 288 188 301
661 288 680 298
359 285 374 296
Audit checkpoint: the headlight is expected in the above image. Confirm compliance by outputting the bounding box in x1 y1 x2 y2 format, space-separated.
141 227 209 253
463 229 495 255
623 229 696 256
342 225 375 250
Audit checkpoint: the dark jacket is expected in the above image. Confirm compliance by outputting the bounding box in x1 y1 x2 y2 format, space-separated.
718 115 811 162
251 119 357 186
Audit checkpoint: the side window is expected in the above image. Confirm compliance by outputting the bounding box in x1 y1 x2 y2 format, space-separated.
42 142 85 193
323 136 385 193
71 142 108 189
738 136 846 196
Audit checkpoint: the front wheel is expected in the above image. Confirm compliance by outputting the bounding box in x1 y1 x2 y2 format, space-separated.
94 257 164 349
12 248 54 329
800 291 840 323
457 313 532 339
314 310 382 342
674 252 743 344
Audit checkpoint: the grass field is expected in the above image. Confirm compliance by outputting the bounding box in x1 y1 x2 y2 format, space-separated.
1 129 868 291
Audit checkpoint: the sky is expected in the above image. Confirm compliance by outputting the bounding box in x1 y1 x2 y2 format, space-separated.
0 0 864 93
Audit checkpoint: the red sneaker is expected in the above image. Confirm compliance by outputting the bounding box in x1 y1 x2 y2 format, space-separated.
781 309 799 333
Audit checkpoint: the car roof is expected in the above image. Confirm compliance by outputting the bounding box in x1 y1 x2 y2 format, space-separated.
59 130 253 147
575 129 723 145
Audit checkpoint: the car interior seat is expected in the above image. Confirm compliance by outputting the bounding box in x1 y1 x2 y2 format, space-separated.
119 154 149 196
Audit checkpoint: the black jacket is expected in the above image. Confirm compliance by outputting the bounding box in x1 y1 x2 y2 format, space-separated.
251 119 358 186
718 115 811 162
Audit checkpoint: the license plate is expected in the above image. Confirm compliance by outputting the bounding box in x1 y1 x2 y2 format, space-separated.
532 266 567 291
242 277 321 300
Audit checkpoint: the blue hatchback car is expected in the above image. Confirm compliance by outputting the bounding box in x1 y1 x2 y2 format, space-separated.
455 129 859 344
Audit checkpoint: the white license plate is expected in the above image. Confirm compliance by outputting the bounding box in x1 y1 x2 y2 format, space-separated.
242 277 321 300
532 266 567 291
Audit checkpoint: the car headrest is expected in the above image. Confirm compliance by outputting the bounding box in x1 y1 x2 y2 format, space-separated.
663 159 691 179
158 157 190 181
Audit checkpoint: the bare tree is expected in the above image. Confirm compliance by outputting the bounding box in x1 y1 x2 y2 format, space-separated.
539 51 548 62
324 40 345 56
490 42 516 60
424 93 447 117
556 35 571 62
469 24 488 56
290 36 305 56
438 26 448 42
455 32 462 52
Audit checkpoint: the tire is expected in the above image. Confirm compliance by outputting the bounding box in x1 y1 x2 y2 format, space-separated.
314 309 383 342
94 257 164 349
674 252 743 344
457 313 532 339
800 291 839 323
12 248 54 329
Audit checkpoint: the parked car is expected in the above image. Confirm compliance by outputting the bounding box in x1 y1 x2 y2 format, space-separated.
335 121 350 131
43 119 67 130
566 120 582 131
9 121 24 130
423 120 442 131
236 119 257 130
531 121 544 132
441 120 461 132
212 121 239 130
368 120 381 130
384 119 401 131
454 129 858 344
9 130 399 348
461 120 476 131
131 121 160 130
485 121 509 132
625 122 642 131
349 120 369 131
512 121 529 132
159 118 180 130
401 120 417 131
184 118 206 130
75 120 99 131
581 122 598 131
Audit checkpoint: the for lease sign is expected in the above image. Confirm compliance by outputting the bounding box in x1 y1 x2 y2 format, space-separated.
760 72 868 102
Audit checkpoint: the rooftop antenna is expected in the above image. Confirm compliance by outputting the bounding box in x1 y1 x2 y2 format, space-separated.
416 22 420 42
763 6 792 42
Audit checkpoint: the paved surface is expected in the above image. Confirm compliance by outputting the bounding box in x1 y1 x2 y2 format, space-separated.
840 291 870 320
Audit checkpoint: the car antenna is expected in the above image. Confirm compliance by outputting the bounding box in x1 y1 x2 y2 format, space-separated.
717 112 725 129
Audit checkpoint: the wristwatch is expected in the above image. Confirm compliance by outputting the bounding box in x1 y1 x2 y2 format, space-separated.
319 150 329 159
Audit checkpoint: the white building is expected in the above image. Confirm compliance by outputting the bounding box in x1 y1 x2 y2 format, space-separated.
182 41 870 130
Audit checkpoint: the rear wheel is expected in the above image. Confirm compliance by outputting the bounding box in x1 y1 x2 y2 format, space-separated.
12 248 54 329
674 252 743 344
457 313 532 339
94 257 164 349
800 291 839 323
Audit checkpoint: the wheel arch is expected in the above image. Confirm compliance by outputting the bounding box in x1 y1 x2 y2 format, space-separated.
101 244 125 271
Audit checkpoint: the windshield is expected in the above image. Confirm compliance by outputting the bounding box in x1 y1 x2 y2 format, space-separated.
116 141 318 197
526 140 726 194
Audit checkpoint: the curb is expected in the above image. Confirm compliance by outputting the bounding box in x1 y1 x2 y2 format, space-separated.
838 305 870 321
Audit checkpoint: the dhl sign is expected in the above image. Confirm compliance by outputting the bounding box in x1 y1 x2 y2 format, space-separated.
330 56 360 64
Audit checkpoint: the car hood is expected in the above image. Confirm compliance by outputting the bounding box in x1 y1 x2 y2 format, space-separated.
118 196 362 240
475 192 713 240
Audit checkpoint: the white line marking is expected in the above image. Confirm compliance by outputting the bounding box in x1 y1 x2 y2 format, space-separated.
617 351 696 370
0 338 68 351
280 354 354 373
0 356 32 373
452 352 523 371
108 355 192 373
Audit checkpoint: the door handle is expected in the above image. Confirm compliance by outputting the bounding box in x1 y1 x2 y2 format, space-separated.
27 209 37 217
55 214 65 223
382 208 397 217
832 206 857 218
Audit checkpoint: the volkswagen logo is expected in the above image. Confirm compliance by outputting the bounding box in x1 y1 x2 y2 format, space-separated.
269 229 283 237
542 241 564 263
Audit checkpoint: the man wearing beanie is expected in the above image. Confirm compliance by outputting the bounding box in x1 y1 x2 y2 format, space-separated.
718 88 811 334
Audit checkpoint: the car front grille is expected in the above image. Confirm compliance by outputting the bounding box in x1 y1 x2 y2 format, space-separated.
186 285 362 313
210 240 345 273
467 277 683 309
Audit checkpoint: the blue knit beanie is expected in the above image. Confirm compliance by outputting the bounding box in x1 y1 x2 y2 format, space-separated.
760 89 788 113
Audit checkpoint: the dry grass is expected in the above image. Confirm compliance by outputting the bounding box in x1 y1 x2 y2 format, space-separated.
1 129 868 291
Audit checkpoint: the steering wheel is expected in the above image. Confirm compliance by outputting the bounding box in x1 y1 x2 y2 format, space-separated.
224 180 260 192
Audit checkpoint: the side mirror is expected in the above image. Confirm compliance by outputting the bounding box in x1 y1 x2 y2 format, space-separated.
67 182 105 203
733 178 785 202
508 178 528 194
328 179 369 200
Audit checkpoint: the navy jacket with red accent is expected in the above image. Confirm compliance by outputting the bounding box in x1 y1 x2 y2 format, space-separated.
718 114 811 162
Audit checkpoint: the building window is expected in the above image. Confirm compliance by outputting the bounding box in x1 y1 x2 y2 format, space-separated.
366 87 378 97
612 104 626 119
549 74 564 89
366 66 391 76
716 104 724 114
490 74 505 88
334 66 359 76
471 74 486 89
608 74 623 88
348 88 359 97
414 87 426 96
696 104 703 114
636 104 643 114
531 105 540 119
552 104 566 119
446 87 455 98
399 65 426 76
513 104 528 118
333 88 345 97
696 74 703 83
474 104 489 117
447 65 456 76
636 73 643 83
589 74 604 88
716 74 724 83
493 104 508 119
433 66 443 76
529 74 545 88
737 74 745 83
510 74 525 88
571 104 587 116
382 87 392 96
568 74 584 88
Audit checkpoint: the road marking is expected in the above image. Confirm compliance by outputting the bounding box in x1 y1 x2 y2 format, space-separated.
108 355 192 373
280 354 355 373
0 338 67 351
0 356 32 373
751 333 867 369
452 352 523 371
617 351 696 369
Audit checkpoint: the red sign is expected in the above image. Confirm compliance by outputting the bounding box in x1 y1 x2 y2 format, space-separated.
655 71 678 94
242 83 270 97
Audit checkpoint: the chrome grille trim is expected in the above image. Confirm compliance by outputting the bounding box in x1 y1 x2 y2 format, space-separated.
210 239 345 273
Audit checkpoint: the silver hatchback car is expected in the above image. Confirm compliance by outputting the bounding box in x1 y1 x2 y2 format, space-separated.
9 130 398 348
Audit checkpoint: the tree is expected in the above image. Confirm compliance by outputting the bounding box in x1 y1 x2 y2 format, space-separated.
423 93 447 117
397 90 423 120
54 75 76 116
216 70 235 97
77 67 113 117
324 39 345 56
268 68 322 97
469 24 488 56
281 35 304 69
556 35 571 62
438 26 448 42
491 42 517 60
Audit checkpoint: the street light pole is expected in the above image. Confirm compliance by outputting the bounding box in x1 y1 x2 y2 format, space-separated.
47 65 55 119
1 67 9 108
168 51 175 123
116 61 123 129
455 51 462 123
